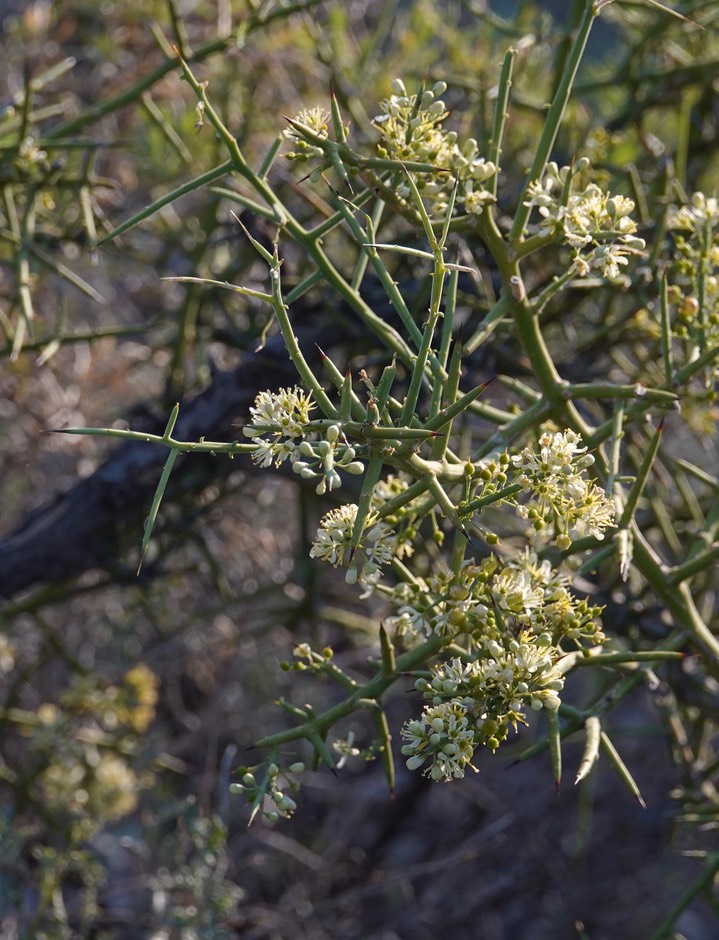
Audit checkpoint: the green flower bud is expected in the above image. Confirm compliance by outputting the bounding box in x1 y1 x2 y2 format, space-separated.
299 440 315 457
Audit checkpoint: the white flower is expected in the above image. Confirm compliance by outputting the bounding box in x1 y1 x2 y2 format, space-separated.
374 78 497 218
401 701 477 781
283 107 333 161
333 733 361 769
386 604 433 640
591 243 630 280
284 107 330 142
510 429 615 546
464 188 495 215
309 504 397 592
524 164 644 278
491 569 544 616
669 192 719 233
243 387 314 467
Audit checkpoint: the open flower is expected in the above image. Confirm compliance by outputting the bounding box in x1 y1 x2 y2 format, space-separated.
401 701 478 781
374 79 497 217
242 387 315 467
284 107 331 160
511 430 615 546
309 504 398 593
524 162 645 279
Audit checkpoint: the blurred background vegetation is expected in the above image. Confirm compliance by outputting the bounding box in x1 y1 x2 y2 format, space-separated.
0 1 718 937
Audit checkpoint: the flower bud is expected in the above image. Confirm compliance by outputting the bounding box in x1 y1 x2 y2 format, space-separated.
299 440 315 457
430 763 445 781
406 754 426 771
344 461 365 474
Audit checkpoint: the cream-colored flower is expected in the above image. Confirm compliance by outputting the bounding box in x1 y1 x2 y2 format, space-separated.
309 504 397 592
243 387 315 467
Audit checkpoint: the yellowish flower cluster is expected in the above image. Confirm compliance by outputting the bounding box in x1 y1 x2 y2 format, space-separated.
511 429 615 548
525 162 645 280
401 630 566 782
374 79 497 216
309 503 401 594
667 192 719 370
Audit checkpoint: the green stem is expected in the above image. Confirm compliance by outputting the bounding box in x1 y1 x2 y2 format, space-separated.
487 48 516 197
254 633 446 749
509 0 598 242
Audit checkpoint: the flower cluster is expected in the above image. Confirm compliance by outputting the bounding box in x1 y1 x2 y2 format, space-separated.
243 387 315 466
667 192 719 369
231 761 304 822
393 545 603 782
57 663 159 735
27 666 160 840
511 429 615 548
291 423 365 495
374 79 497 217
14 136 50 180
0 634 16 674
309 503 401 594
401 632 566 781
243 388 365 493
386 549 604 647
283 107 331 160
668 191 719 234
40 750 139 825
524 162 645 279
401 701 477 781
